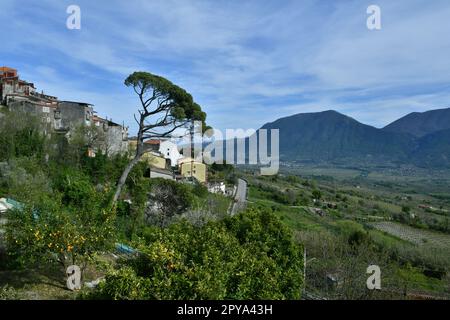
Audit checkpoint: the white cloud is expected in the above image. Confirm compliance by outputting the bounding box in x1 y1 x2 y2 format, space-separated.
3 0 450 133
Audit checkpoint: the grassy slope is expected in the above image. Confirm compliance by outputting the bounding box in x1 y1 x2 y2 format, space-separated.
244 169 450 298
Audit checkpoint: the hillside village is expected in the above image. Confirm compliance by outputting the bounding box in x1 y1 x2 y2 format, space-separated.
1 66 449 301
0 66 269 301
0 66 230 194
0 67 128 155
4 0 450 304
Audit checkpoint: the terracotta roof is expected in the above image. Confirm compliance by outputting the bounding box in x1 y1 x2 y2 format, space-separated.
144 139 161 145
93 115 107 122
0 66 17 72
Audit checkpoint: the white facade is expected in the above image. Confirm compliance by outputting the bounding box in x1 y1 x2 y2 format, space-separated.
159 140 183 167
207 182 227 194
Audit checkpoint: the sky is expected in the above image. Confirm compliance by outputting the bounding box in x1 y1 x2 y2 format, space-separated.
1 0 450 135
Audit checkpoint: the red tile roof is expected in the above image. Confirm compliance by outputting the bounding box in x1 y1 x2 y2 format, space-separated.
144 139 161 145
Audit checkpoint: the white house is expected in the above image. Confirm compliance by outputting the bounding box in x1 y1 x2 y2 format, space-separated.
159 140 183 167
207 182 227 195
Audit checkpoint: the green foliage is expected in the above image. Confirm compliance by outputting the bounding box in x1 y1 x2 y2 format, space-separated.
209 162 237 186
81 153 129 185
53 168 98 209
119 162 151 237
286 175 301 184
0 285 20 300
312 189 322 200
0 110 46 162
91 267 151 300
210 162 234 173
251 182 306 206
192 183 208 198
5 195 116 270
124 72 206 126
401 205 411 213
2 153 117 273
116 200 131 217
146 178 195 227
87 208 304 300
348 230 370 247
0 158 52 203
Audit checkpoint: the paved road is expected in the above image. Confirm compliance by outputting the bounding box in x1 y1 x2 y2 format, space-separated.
231 178 247 215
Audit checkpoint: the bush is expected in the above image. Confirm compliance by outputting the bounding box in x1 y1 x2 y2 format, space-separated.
5 192 116 274
348 230 370 247
0 285 20 300
116 200 131 217
145 179 195 227
312 189 322 200
0 111 46 162
54 168 97 208
0 159 52 203
192 183 208 198
89 208 304 300
87 267 151 300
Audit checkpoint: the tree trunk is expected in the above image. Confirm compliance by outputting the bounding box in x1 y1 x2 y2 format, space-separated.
112 109 145 206
112 155 142 205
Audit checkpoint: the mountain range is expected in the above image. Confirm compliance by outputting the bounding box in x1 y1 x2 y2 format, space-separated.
258 108 450 168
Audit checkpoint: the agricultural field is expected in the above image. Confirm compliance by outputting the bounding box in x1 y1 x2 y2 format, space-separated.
242 166 450 299
372 221 450 248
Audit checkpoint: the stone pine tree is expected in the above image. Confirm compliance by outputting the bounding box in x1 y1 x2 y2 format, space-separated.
112 72 207 204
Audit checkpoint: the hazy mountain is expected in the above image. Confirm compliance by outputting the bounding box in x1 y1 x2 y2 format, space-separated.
260 110 415 163
383 108 450 137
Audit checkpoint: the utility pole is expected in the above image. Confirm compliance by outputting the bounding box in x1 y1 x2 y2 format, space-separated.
190 119 194 181
304 248 306 295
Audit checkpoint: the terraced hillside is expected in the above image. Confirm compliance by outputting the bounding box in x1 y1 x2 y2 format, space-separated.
372 221 450 248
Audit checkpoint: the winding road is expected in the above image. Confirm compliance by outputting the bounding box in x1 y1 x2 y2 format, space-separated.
231 178 247 216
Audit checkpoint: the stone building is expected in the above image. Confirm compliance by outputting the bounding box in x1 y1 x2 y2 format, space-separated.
0 67 36 103
1 66 129 155
57 101 95 131
92 115 129 156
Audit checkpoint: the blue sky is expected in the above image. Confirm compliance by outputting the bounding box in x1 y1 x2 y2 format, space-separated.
2 0 450 135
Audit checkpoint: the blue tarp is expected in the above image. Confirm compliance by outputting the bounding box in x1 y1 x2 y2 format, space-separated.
3 198 38 219
115 243 136 255
5 198 24 210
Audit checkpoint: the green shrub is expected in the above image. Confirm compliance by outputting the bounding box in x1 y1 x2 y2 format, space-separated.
90 208 304 300
0 285 20 300
88 267 151 300
192 183 208 198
